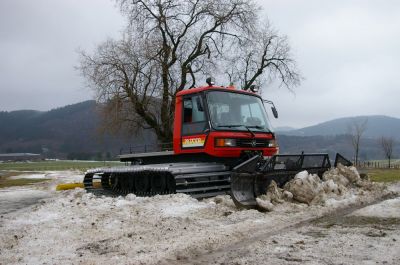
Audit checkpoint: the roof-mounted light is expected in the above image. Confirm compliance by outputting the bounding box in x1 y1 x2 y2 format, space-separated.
249 85 259 93
206 77 215 86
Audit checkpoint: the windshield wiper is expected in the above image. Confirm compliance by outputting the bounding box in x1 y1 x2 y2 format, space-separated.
217 124 243 128
246 125 271 133
245 125 263 129
217 124 272 136
217 124 256 138
218 124 270 132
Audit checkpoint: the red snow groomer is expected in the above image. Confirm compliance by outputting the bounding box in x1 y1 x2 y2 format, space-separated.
84 78 351 209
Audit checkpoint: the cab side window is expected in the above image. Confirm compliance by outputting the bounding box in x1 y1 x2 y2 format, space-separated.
182 95 207 135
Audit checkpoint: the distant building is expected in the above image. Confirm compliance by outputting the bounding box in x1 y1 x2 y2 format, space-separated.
0 153 42 162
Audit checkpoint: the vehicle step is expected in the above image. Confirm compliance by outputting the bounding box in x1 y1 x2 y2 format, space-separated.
175 178 230 186
174 171 231 180
176 184 231 193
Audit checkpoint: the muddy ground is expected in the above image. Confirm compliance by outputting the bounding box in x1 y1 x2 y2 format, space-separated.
0 171 399 265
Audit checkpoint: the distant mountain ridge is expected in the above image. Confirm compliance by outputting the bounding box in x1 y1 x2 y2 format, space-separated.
274 126 297 132
0 102 398 160
0 101 155 159
279 115 400 140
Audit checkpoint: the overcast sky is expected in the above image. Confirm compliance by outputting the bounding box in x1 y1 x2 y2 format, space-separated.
1 0 399 128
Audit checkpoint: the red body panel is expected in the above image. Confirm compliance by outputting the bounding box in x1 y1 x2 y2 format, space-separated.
173 85 278 158
205 131 277 157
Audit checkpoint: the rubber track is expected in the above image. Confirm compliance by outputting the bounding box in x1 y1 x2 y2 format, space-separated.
83 166 231 199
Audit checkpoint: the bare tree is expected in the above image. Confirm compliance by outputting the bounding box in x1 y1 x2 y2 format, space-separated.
380 136 394 168
79 0 301 142
347 118 368 165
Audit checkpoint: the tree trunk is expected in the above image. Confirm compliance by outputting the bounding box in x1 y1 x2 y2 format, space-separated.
355 146 359 166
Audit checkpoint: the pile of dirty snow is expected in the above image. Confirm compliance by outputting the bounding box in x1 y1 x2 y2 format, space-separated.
256 164 386 211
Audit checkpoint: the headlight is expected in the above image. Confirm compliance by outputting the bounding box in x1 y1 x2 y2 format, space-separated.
268 139 277 147
215 138 237 147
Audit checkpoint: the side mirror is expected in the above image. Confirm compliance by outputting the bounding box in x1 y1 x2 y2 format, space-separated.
263 99 278 119
271 106 278 119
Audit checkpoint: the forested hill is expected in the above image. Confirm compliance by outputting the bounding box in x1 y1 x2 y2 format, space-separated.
0 101 155 159
278 115 400 140
0 102 398 160
275 115 400 160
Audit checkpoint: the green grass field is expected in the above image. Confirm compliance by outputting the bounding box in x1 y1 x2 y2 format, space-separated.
0 160 399 189
0 177 51 189
0 160 125 172
0 160 125 188
0 171 50 188
365 168 400 183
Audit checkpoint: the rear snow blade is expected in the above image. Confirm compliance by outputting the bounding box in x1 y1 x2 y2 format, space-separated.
230 153 351 209
230 155 262 209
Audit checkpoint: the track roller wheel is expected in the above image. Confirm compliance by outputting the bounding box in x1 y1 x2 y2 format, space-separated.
135 172 150 195
83 173 94 189
111 173 122 193
150 173 166 193
166 173 176 194
101 173 111 189
120 174 130 195
128 174 135 193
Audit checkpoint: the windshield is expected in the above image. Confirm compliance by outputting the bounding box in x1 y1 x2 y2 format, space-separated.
206 91 273 132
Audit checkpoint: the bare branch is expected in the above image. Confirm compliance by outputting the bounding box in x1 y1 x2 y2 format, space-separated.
380 136 395 168
79 0 301 142
347 118 368 165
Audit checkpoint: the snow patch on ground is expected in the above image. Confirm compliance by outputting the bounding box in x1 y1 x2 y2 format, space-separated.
388 181 400 193
158 198 210 217
350 197 400 218
9 174 47 179
0 168 399 265
6 170 82 182
0 189 50 215
43 170 84 183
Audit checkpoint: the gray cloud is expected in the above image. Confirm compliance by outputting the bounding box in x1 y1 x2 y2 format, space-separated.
260 0 400 128
0 0 124 111
0 0 399 129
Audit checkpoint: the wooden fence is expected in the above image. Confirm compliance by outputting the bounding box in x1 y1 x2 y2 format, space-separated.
355 161 400 169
